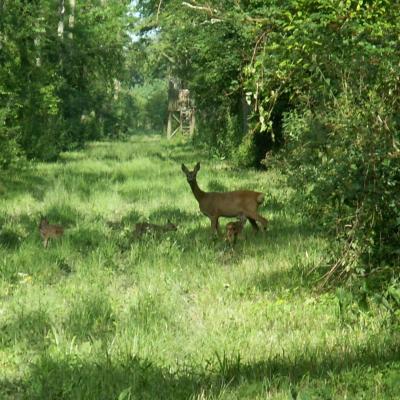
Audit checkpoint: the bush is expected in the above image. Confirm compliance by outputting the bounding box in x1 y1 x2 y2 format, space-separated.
284 88 400 293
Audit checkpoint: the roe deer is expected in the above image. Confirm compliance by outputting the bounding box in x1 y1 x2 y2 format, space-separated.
181 162 268 234
39 217 64 248
134 220 177 237
226 215 247 244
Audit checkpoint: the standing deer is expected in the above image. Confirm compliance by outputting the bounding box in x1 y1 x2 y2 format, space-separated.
39 217 64 248
181 162 268 234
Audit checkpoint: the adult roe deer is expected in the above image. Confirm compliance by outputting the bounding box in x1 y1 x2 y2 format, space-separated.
181 162 268 234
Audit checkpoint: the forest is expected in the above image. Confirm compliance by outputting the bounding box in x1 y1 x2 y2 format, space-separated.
1 0 399 399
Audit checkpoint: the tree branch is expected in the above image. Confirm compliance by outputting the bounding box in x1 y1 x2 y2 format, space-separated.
156 0 163 23
182 1 220 18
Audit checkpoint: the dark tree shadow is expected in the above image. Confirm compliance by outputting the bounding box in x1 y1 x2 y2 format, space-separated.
0 308 52 350
43 205 82 227
0 169 48 202
68 226 106 252
0 228 24 250
148 207 195 225
1 336 399 400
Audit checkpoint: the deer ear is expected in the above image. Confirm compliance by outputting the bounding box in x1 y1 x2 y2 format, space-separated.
194 162 200 172
181 164 188 174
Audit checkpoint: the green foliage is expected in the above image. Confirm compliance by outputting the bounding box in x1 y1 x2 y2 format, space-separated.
135 0 255 158
133 0 400 296
0 136 399 399
130 79 168 133
0 104 22 168
0 0 134 164
284 89 400 291
265 2 400 293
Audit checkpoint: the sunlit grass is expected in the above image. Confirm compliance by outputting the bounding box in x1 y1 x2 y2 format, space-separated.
0 134 399 399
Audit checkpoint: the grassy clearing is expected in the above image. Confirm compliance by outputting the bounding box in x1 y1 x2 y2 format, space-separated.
0 134 399 399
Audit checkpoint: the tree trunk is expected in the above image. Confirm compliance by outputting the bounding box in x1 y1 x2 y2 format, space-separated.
68 0 75 39
58 0 65 38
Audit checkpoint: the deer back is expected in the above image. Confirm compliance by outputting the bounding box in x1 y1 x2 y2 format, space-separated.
39 218 64 238
200 190 264 218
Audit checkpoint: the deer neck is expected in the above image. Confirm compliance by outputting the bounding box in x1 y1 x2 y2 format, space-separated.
189 179 206 202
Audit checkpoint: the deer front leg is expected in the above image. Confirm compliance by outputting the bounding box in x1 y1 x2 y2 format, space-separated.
44 237 49 248
210 216 220 235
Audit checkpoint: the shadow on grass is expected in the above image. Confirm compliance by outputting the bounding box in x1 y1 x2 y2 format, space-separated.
0 228 24 250
3 335 399 400
250 262 315 294
0 308 52 350
68 226 106 252
64 294 116 341
0 169 48 202
44 204 82 227
107 210 143 229
168 149 208 166
206 180 228 192
148 207 195 225
108 208 199 230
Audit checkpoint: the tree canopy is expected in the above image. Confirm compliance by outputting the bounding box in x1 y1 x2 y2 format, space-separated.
0 0 134 164
134 0 400 297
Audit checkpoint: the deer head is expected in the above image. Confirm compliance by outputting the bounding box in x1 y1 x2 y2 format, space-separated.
181 162 200 183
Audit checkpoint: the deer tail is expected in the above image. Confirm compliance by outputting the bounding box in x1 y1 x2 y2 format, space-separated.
256 193 265 204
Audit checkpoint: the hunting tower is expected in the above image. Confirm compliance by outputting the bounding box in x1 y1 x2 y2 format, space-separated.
167 79 195 138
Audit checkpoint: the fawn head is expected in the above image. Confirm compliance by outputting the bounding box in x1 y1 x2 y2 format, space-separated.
39 216 49 228
181 162 200 183
226 215 247 244
166 219 178 231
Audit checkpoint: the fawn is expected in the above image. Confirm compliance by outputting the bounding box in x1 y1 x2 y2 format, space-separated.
39 217 64 248
226 215 247 244
182 162 268 235
134 220 177 237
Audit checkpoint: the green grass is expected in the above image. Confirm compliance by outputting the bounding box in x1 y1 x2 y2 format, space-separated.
0 134 399 399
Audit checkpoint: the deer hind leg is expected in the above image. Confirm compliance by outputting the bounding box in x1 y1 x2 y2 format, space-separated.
210 216 220 235
248 218 259 232
246 212 268 231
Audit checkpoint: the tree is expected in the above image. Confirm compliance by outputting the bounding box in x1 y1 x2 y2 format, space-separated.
0 0 134 163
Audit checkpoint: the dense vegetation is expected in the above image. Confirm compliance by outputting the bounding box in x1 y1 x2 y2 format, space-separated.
0 0 137 164
1 1 400 397
1 136 399 399
134 0 400 306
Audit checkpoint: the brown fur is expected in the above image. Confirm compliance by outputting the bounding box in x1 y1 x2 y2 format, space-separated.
134 220 177 237
226 215 247 244
182 162 268 234
39 217 64 248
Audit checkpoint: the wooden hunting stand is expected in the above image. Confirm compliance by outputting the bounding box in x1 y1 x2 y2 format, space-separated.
167 79 195 139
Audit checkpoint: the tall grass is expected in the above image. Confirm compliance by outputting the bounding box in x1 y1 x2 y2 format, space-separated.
0 134 399 399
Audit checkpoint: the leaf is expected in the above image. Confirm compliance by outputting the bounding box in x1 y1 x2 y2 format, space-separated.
118 387 132 400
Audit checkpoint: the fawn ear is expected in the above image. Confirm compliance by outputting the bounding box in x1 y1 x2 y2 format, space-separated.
181 164 189 174
194 162 200 172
